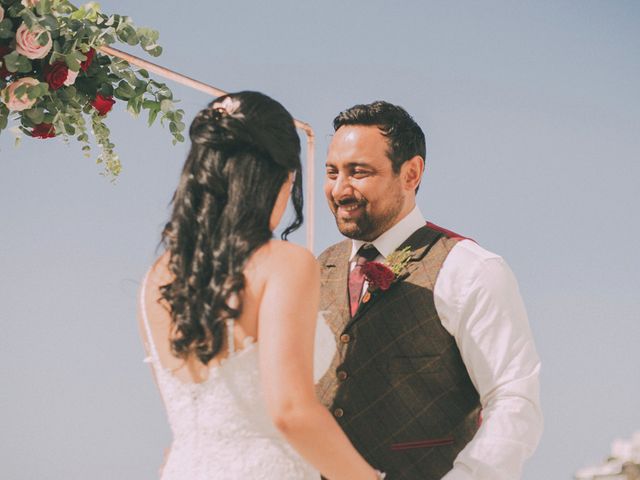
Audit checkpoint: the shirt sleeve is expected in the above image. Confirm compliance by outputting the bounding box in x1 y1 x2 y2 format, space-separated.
434 240 543 480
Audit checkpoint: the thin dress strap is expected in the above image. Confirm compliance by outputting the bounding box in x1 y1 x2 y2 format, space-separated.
226 318 235 355
140 269 161 365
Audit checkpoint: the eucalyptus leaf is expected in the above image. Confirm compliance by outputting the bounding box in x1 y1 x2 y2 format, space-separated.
36 31 51 47
21 15 36 30
14 84 28 98
25 108 45 124
3 51 23 73
0 19 14 39
36 0 52 16
26 85 43 100
114 81 134 100
147 109 159 126
39 15 59 31
160 99 173 113
146 46 162 57
0 106 8 130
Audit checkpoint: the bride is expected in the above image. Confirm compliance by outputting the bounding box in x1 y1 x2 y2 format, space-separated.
137 91 384 479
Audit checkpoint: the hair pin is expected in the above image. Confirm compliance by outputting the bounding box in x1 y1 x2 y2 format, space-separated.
211 97 242 117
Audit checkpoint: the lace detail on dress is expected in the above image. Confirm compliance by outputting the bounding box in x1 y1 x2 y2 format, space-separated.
140 270 319 480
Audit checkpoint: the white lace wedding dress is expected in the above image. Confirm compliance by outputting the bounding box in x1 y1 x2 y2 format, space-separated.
140 273 335 479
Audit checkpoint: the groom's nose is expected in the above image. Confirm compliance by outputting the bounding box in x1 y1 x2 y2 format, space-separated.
330 172 354 200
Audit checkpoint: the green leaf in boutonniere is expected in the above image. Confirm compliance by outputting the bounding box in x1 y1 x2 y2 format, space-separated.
384 246 412 276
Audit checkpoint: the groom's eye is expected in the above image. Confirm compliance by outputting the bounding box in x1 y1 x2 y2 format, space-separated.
352 169 370 178
326 169 338 179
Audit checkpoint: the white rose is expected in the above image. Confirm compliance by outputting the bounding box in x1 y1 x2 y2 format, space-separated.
21 0 40 8
1 77 39 111
64 69 79 86
15 23 52 60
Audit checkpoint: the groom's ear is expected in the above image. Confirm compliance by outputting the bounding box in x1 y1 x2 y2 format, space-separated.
401 155 425 192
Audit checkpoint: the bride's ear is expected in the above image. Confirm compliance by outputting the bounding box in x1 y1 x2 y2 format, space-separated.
269 173 294 230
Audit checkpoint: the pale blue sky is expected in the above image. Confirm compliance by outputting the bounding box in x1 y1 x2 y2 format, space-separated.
1 1 639 478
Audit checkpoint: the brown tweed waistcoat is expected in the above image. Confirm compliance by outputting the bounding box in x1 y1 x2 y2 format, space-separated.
315 225 481 480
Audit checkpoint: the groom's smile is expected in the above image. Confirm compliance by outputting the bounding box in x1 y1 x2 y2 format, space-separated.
325 125 409 241
336 198 366 218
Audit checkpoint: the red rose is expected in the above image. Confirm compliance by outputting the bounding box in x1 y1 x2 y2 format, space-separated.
44 61 69 90
80 48 95 72
361 261 395 291
31 123 56 139
0 45 12 79
91 94 115 115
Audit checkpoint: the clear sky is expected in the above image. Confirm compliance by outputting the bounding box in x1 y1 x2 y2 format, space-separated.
1 1 639 478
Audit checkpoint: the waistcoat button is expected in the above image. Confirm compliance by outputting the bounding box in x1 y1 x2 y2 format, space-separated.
337 370 348 381
334 408 344 418
340 334 351 343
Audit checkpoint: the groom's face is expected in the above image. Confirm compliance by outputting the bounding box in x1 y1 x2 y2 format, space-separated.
325 125 406 241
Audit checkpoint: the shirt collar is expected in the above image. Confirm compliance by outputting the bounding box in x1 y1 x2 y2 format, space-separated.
349 206 426 262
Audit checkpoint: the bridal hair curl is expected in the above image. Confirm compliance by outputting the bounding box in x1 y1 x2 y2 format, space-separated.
160 91 303 364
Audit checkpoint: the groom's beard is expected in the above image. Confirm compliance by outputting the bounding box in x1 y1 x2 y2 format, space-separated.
330 193 404 241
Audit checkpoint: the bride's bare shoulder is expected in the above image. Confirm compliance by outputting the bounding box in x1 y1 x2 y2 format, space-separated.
147 251 174 288
249 240 318 279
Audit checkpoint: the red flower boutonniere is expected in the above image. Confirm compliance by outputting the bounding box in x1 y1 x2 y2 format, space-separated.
361 247 413 301
361 262 395 291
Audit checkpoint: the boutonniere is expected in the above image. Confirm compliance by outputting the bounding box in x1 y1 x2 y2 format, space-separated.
361 247 413 302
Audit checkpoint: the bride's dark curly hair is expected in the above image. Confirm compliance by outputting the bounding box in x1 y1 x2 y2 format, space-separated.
159 91 303 364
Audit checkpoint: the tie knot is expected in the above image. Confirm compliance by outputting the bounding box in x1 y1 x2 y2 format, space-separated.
356 243 379 263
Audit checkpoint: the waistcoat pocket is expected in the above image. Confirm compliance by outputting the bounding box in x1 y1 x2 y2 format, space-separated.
390 436 454 451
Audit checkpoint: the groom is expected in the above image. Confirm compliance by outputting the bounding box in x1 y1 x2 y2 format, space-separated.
316 101 543 480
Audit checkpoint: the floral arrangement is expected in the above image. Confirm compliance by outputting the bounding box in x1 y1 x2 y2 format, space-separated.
0 0 185 178
362 246 413 296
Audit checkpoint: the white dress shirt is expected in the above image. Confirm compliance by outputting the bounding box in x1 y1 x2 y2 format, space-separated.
349 206 543 480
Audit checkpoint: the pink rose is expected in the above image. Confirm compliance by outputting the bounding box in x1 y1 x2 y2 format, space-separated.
0 6 5 22
64 69 78 86
21 0 40 8
1 77 40 111
15 23 52 60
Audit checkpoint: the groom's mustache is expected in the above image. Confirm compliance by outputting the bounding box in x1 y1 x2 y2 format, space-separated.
335 197 366 208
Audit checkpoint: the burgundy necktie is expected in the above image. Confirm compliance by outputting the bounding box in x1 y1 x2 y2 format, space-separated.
348 243 380 317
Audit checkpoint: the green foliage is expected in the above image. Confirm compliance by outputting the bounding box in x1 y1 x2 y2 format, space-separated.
3 51 33 73
385 247 413 276
0 19 15 39
0 104 9 131
0 0 186 180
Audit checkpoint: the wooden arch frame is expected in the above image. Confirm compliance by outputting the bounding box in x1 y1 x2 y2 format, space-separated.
99 46 316 251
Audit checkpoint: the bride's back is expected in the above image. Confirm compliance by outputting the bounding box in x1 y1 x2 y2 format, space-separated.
139 239 289 385
139 241 320 480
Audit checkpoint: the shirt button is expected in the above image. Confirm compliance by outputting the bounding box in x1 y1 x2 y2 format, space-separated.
334 408 344 418
340 334 350 343
337 370 348 381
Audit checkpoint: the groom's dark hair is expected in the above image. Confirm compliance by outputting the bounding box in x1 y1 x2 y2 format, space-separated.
333 100 426 174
